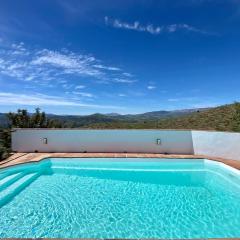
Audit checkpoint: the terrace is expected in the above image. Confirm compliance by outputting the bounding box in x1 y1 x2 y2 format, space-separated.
0 129 240 239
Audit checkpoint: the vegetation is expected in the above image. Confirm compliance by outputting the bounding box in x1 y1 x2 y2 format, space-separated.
0 108 63 161
7 108 62 128
155 102 240 131
0 129 11 160
232 102 240 132
87 103 240 131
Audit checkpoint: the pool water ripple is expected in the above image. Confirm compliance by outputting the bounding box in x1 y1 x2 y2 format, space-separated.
0 158 239 238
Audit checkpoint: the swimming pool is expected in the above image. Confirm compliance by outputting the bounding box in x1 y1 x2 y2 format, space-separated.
0 158 240 238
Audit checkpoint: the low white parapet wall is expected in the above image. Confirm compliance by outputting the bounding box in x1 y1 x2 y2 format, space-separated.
11 129 240 161
12 129 194 154
192 131 240 161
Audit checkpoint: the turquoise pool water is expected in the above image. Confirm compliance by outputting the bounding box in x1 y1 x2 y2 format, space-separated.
0 158 240 238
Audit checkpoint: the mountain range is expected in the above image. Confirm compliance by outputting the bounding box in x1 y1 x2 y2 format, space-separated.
0 108 208 128
0 103 240 132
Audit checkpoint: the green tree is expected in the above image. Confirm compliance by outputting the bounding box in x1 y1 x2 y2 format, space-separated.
232 102 240 132
31 108 47 128
0 108 63 161
7 109 30 128
0 129 11 160
7 108 51 128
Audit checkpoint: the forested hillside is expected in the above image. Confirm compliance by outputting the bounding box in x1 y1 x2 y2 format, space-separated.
0 103 239 131
87 103 240 131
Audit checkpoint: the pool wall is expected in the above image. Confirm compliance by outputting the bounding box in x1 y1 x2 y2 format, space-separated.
11 129 240 161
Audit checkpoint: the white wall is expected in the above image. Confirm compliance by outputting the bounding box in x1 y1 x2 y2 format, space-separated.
11 129 194 154
192 131 240 161
11 129 240 160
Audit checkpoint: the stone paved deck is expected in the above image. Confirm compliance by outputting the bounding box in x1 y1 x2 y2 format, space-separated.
0 152 240 170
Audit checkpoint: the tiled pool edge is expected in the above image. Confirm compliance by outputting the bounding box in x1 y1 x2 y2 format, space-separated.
1 153 240 170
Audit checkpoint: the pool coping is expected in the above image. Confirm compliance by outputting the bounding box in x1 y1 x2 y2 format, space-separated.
1 152 240 170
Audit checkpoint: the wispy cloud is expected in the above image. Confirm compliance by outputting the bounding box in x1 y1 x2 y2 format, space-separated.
147 85 156 90
166 24 209 34
31 49 104 78
0 92 123 109
62 83 74 89
166 96 225 110
72 91 94 98
0 41 136 87
167 97 198 102
105 16 211 35
113 78 136 83
93 64 121 71
75 85 86 89
105 16 162 35
122 72 134 77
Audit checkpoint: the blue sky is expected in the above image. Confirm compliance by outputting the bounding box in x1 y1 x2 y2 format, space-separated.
0 0 240 115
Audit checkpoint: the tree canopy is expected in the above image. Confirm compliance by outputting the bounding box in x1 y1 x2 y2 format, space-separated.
7 108 62 128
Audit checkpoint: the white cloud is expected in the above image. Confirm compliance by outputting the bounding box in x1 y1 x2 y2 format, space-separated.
75 85 85 89
31 49 105 78
167 97 198 102
94 64 121 71
122 72 133 77
105 16 210 35
0 92 123 109
72 91 94 98
105 16 162 35
147 85 156 90
0 41 136 87
62 83 75 89
167 24 209 34
113 78 136 83
118 93 126 97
